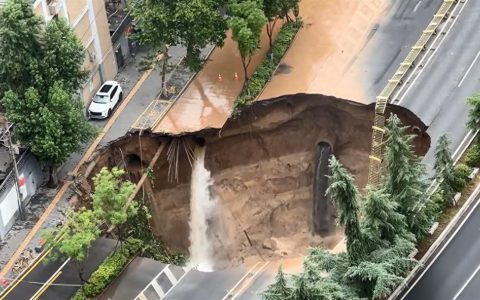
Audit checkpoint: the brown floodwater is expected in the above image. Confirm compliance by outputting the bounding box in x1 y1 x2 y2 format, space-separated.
258 0 388 103
153 28 280 134
153 0 388 134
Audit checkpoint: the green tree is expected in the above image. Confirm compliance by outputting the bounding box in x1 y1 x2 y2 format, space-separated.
326 156 364 263
383 114 431 238
433 134 456 204
263 0 299 48
43 208 100 286
129 0 176 97
362 187 407 245
0 0 42 97
91 167 137 235
2 84 94 185
228 0 267 92
42 19 88 93
174 0 228 71
467 93 480 131
263 266 292 300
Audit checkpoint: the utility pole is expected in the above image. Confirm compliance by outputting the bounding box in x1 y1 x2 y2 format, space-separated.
1 123 25 220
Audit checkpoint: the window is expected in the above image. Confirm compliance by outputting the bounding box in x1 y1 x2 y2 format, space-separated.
110 87 118 99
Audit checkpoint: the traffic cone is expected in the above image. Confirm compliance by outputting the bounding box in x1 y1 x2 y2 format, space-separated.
234 72 239 80
218 74 223 82
1 278 8 287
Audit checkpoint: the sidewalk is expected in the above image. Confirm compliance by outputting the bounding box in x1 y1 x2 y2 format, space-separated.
0 45 189 274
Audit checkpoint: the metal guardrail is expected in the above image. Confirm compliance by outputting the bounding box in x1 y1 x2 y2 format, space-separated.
367 0 457 185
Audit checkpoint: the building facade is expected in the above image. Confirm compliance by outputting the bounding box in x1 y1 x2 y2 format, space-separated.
32 0 118 104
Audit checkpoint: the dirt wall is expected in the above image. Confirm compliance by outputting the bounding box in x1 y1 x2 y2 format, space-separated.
81 94 430 268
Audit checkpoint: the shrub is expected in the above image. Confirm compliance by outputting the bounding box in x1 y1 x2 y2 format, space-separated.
72 238 142 299
465 143 480 167
452 163 472 192
233 20 302 112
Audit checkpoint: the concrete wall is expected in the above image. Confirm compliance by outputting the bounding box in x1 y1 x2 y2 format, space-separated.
0 151 44 240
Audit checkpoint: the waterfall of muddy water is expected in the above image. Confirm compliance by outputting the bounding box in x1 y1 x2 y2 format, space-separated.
188 146 217 272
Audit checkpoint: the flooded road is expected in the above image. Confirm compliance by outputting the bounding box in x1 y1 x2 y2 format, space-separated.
153 28 279 134
153 0 388 135
259 0 387 103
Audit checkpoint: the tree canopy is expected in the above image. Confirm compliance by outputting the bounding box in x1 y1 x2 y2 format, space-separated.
326 156 364 263
383 114 431 238
228 0 267 91
0 1 94 183
91 167 136 228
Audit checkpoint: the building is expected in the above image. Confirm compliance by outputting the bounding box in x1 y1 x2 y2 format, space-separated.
106 0 135 70
31 0 118 104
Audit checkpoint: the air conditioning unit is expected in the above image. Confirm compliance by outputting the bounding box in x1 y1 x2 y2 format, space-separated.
48 1 60 16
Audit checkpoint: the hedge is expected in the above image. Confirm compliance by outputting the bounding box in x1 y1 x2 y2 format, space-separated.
233 20 303 111
71 238 142 300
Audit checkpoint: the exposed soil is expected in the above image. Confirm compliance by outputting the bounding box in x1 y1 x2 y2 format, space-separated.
80 94 430 269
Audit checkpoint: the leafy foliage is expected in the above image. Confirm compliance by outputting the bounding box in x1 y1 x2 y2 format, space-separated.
0 0 42 97
0 2 93 181
3 84 94 169
464 143 480 167
233 21 301 111
263 0 299 47
43 208 101 285
434 135 456 204
125 203 186 265
262 266 292 300
383 114 431 238
174 0 228 71
91 167 136 228
228 0 267 91
453 163 472 192
361 187 407 245
467 93 480 131
326 156 364 263
72 238 142 299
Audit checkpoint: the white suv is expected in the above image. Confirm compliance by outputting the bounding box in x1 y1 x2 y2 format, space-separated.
88 81 123 119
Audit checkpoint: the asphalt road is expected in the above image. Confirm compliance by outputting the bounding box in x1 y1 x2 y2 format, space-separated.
391 0 480 298
3 238 115 300
397 0 480 170
234 0 448 297
402 188 480 300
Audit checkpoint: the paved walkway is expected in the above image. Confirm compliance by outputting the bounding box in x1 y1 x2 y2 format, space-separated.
0 45 190 279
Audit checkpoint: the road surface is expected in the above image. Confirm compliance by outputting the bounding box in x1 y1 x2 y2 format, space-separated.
391 0 480 298
2 238 115 300
400 186 480 300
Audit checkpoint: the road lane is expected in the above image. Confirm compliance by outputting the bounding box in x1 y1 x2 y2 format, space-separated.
403 191 480 300
397 0 480 171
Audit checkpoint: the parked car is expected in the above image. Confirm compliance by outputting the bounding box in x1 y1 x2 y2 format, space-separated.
87 81 123 119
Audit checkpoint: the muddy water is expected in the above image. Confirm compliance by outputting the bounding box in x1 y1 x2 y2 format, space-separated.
259 0 388 103
188 146 216 272
153 27 280 135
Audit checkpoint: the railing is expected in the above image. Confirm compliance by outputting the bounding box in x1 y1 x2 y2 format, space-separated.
367 0 457 185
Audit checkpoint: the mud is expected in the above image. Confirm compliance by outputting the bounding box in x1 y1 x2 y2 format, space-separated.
259 0 388 102
81 94 429 268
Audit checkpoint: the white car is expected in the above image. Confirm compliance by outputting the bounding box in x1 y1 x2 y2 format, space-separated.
88 81 123 119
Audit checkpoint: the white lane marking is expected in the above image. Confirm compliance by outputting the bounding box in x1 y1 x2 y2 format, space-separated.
453 263 480 300
29 257 71 300
222 262 262 300
458 49 480 87
401 184 480 299
414 1 423 13
230 262 271 300
395 0 469 105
